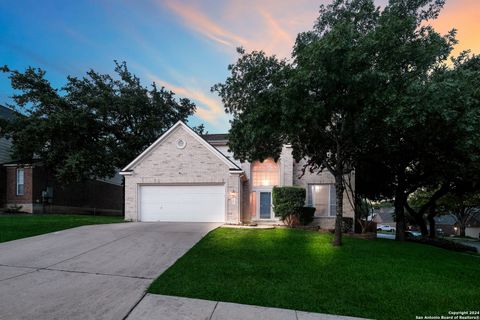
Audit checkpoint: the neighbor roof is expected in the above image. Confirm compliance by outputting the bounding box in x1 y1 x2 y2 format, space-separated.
434 214 457 225
0 105 18 122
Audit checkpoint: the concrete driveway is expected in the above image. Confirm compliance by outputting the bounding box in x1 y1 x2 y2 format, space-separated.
0 222 220 320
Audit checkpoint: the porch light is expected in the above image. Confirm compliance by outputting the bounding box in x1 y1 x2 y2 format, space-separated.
229 190 238 205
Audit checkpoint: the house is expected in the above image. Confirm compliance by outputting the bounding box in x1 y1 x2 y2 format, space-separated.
0 105 123 215
0 105 17 208
120 121 354 228
434 214 459 237
372 207 395 227
2 159 123 215
465 211 480 239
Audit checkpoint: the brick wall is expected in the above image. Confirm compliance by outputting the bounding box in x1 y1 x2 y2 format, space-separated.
5 166 33 207
0 166 6 207
4 165 122 214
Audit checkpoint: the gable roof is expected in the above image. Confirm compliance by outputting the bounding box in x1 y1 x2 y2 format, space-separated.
434 214 457 225
120 121 241 174
202 133 228 141
373 208 394 223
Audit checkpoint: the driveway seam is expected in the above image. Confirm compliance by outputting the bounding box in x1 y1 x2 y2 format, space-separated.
42 267 155 280
45 233 135 269
209 301 219 320
295 310 299 320
0 268 40 282
121 291 148 320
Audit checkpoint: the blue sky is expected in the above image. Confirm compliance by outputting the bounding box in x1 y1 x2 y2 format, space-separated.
1 0 478 133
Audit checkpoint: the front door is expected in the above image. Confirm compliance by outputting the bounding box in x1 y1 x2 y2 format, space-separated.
259 191 272 219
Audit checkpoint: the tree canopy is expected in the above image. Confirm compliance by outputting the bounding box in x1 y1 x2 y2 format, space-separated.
213 0 480 242
0 62 198 182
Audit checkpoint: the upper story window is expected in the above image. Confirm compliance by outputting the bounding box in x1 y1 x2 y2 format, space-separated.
252 158 279 187
16 168 25 196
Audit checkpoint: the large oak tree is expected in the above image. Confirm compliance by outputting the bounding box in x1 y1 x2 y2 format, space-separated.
0 62 198 183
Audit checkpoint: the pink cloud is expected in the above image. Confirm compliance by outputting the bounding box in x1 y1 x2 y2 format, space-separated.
157 0 320 58
144 72 225 124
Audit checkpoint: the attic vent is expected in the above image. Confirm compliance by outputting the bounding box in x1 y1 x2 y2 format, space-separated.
176 138 186 149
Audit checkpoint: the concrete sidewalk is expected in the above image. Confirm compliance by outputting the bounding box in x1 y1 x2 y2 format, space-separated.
126 294 367 320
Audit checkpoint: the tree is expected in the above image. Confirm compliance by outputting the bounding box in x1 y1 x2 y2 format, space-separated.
213 0 380 246
396 53 480 238
0 62 197 183
359 0 457 240
442 192 480 237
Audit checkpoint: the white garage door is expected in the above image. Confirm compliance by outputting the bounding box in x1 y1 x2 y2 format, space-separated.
139 185 226 222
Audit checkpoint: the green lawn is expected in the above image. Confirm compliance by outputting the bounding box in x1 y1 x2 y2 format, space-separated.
149 228 480 320
0 214 124 243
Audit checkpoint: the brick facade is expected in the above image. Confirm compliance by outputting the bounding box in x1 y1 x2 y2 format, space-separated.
122 121 355 229
123 125 242 223
293 158 355 229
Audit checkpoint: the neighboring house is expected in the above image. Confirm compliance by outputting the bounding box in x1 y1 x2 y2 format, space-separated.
465 212 480 239
3 159 123 215
434 214 459 237
372 207 395 227
0 105 123 215
120 121 354 228
0 105 16 164
0 105 17 207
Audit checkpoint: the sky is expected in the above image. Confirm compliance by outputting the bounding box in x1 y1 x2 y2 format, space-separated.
0 0 479 133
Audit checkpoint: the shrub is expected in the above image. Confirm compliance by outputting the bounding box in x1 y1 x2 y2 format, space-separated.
5 204 23 214
342 217 354 233
408 237 477 253
299 207 315 225
272 186 306 227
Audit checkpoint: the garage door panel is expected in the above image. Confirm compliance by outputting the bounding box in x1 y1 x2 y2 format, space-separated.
140 185 225 222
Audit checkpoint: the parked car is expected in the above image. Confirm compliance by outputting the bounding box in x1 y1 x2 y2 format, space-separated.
406 231 422 239
377 225 396 232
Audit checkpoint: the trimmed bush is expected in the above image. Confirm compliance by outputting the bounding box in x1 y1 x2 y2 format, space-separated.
408 237 477 253
299 207 315 225
272 186 306 227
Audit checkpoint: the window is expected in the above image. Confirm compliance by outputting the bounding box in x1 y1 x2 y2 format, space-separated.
251 158 279 187
307 184 336 217
16 168 25 196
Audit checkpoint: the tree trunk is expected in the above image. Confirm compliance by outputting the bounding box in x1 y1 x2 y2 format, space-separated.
460 226 466 237
415 215 428 236
394 188 407 241
427 205 436 238
333 171 344 246
406 204 428 236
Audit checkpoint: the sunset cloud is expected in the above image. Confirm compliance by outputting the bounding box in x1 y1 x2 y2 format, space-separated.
145 72 225 125
1 0 478 133
158 0 479 59
157 0 319 58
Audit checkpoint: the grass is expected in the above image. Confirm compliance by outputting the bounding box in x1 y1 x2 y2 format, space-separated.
377 230 396 234
149 228 480 320
0 214 124 243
